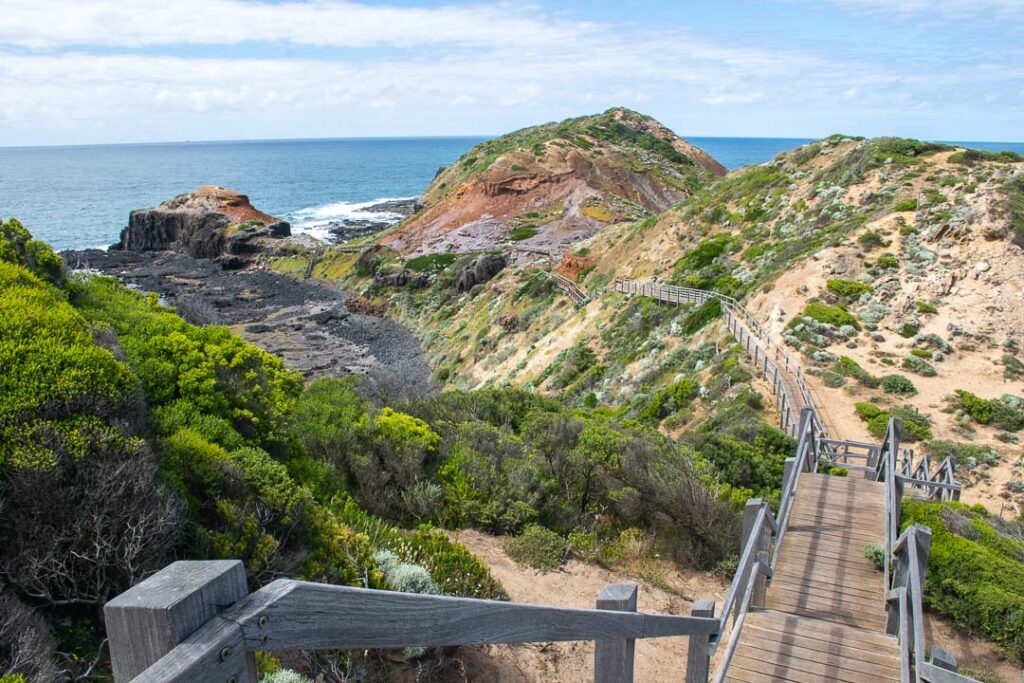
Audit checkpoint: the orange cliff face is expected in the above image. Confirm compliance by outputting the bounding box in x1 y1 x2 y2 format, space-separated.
380 108 726 257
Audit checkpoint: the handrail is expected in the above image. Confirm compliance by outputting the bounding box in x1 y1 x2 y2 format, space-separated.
712 561 772 683
104 562 720 683
613 278 827 440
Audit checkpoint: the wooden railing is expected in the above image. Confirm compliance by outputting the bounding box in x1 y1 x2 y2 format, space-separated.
550 271 589 304
613 278 824 440
104 562 720 683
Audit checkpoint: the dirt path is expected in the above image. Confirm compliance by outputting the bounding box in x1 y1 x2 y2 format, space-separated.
450 530 728 682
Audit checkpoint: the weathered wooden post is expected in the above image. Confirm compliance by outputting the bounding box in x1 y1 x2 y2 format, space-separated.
104 560 257 683
685 600 715 683
594 583 638 683
782 458 796 497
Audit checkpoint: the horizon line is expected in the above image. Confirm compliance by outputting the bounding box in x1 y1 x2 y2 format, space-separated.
4 132 1023 152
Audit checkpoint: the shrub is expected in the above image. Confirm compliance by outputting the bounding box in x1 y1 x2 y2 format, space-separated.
902 500 1024 662
876 254 900 269
680 298 722 334
954 390 994 424
825 466 848 477
916 300 938 314
826 278 873 301
924 440 999 470
855 403 931 442
503 524 567 572
899 322 920 338
893 198 918 212
910 348 933 359
374 550 440 594
832 356 879 388
864 544 885 571
902 354 937 376
509 226 538 241
858 230 888 251
405 253 457 273
1005 355 1024 381
855 402 883 421
801 302 859 329
0 218 64 286
881 374 917 396
260 671 314 683
0 593 59 681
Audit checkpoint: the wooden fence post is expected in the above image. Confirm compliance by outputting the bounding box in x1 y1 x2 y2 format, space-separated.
104 560 256 683
930 646 958 671
782 458 796 497
594 583 638 683
686 600 716 683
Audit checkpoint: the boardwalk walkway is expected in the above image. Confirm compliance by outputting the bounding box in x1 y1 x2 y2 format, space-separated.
727 473 899 683
613 278 966 683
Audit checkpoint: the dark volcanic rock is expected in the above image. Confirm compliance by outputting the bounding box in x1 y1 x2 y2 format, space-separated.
62 247 431 389
362 198 421 216
114 186 291 270
455 253 507 292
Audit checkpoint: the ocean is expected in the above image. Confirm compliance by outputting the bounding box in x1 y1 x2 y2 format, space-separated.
2 136 1022 251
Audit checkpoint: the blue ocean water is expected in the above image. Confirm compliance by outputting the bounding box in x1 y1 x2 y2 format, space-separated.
2 135 1022 251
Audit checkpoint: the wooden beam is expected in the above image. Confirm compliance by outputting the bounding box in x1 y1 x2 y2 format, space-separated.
594 584 638 683
686 600 715 683
103 560 254 683
223 580 720 651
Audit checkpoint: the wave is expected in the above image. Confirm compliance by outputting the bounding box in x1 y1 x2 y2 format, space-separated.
287 196 415 241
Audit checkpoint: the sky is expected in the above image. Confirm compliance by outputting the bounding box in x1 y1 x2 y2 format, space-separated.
0 0 1021 146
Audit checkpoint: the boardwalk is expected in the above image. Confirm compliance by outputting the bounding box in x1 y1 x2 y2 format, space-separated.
727 473 900 683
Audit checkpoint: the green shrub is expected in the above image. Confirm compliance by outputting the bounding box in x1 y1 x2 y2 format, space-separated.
680 298 722 335
855 402 883 421
826 278 873 301
0 218 64 286
857 230 888 251
893 198 919 212
832 356 879 388
801 302 859 329
1007 176 1024 248
916 300 938 314
503 524 567 572
953 392 1024 432
902 500 1024 662
954 390 995 424
880 374 917 396
949 148 1024 165
910 348 933 359
509 225 538 241
924 440 999 470
902 354 937 376
876 254 900 269
1005 355 1024 381
855 403 931 442
405 253 457 273
899 322 920 338
864 543 885 571
825 466 848 477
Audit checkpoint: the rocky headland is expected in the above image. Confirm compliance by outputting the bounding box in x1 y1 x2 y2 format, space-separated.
65 187 430 388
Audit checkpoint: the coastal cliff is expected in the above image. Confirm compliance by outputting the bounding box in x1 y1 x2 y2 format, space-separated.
381 107 726 256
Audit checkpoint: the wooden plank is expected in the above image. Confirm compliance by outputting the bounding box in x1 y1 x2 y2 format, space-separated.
729 652 895 683
224 580 719 651
766 585 885 617
769 575 882 601
774 554 884 580
747 611 898 648
103 560 252 683
131 616 255 683
761 601 887 630
594 584 637 683
780 535 885 561
742 622 900 664
736 640 900 680
686 600 715 683
776 545 885 573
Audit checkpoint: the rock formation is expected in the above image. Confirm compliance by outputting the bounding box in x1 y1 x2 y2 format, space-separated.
114 185 290 269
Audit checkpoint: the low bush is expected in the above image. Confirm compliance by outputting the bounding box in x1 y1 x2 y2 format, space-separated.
503 524 567 572
679 298 722 335
855 403 932 442
405 253 457 273
902 354 937 376
801 302 859 329
902 500 1024 662
864 543 885 571
923 440 999 470
826 278 873 301
832 356 880 388
876 254 900 269
880 374 917 396
952 390 1024 432
858 230 889 251
893 198 919 211
916 300 938 314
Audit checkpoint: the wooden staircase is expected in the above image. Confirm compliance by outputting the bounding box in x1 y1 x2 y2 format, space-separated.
726 473 900 682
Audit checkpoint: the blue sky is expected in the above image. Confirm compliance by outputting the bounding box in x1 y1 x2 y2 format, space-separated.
0 0 1021 146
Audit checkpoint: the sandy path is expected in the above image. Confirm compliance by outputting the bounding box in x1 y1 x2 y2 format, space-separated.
449 530 728 682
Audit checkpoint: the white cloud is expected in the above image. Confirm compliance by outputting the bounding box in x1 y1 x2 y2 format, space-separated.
805 0 1024 21
0 0 588 49
0 1 1020 143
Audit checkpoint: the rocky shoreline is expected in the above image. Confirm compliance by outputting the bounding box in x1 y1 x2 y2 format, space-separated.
64 188 431 392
